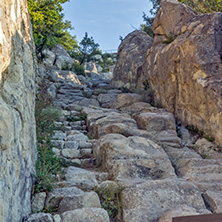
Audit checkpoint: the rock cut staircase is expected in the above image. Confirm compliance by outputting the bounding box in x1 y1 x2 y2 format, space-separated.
26 69 222 222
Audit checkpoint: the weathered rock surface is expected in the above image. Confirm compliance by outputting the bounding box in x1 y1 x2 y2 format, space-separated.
111 93 143 109
24 213 53 222
158 205 206 222
94 134 176 180
121 179 206 222
50 45 75 69
31 192 47 213
61 208 110 222
0 0 36 221
112 30 153 88
143 0 222 146
46 187 101 213
203 191 222 213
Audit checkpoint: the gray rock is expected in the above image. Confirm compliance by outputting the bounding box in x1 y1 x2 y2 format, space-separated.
97 93 118 108
65 166 98 189
94 134 176 180
80 149 92 155
61 148 80 158
111 93 143 109
158 205 207 222
111 30 153 89
31 192 46 213
51 140 64 149
121 179 206 222
46 187 100 213
52 132 66 141
61 208 110 222
64 141 79 149
42 49 56 66
24 213 53 222
79 141 92 149
203 191 222 213
135 112 176 132
52 148 61 157
47 83 57 99
51 45 75 69
78 98 100 107
66 133 88 142
92 54 103 62
53 215 62 222
85 61 98 73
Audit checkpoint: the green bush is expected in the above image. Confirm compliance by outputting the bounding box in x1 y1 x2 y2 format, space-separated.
61 61 85 76
71 63 85 76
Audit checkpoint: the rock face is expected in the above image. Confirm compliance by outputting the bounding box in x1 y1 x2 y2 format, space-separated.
143 0 222 145
0 0 36 221
112 30 153 89
114 0 222 146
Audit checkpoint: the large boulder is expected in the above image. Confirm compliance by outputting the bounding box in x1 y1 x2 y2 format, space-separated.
121 179 207 222
94 134 176 181
0 0 36 221
50 45 75 69
143 0 222 146
111 30 153 89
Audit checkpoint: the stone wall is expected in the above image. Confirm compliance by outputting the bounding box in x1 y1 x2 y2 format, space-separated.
0 0 36 221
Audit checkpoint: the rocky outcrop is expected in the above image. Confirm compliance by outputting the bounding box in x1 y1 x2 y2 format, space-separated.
111 30 153 89
43 45 75 69
114 0 222 146
144 0 222 146
0 0 36 221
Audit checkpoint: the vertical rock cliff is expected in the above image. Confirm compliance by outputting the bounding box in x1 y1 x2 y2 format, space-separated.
0 0 36 221
113 0 222 146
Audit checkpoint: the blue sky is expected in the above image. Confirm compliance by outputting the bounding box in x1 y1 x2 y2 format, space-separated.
63 0 152 52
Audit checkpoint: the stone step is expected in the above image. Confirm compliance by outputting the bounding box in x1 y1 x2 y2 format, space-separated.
186 173 222 184
46 187 101 214
61 208 110 222
203 191 222 213
175 159 222 177
196 182 222 192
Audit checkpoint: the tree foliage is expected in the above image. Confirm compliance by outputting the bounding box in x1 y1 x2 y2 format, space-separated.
140 13 154 37
141 0 222 36
27 0 78 57
179 0 222 13
148 0 222 15
72 32 100 65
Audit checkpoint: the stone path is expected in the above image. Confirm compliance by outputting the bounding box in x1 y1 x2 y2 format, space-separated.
26 69 222 222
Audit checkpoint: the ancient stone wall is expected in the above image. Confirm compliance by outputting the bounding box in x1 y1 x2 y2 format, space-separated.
0 0 36 221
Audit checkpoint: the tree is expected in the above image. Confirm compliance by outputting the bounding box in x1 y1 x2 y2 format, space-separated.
78 32 100 65
141 0 222 36
179 0 222 13
27 0 78 57
147 0 222 15
140 13 154 37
